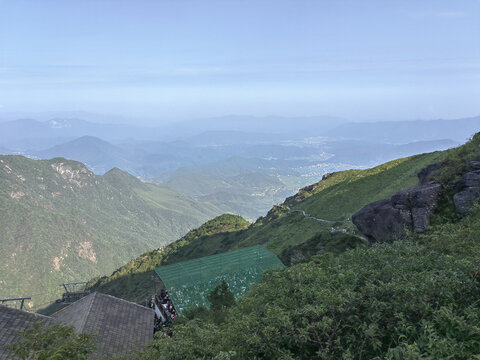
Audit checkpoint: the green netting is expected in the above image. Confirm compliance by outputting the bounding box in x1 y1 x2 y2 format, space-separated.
155 245 284 313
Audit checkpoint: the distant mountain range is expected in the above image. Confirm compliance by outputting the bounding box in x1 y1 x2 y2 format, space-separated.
0 155 221 309
0 115 345 152
2 114 475 152
326 116 480 143
35 136 137 174
0 115 473 218
0 118 167 151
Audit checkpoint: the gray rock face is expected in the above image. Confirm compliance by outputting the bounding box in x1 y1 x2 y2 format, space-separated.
454 187 480 217
352 182 441 243
461 170 480 187
469 161 480 170
452 168 480 217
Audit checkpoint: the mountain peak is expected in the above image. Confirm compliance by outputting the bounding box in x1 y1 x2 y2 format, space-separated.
70 135 111 145
104 167 145 189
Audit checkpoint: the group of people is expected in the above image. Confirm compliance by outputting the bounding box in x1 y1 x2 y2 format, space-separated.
151 289 177 335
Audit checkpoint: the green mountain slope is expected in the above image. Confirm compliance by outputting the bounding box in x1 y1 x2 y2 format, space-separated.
89 150 444 302
225 151 443 254
147 206 480 360
164 166 293 220
285 152 445 219
87 214 250 302
143 134 480 360
0 156 221 309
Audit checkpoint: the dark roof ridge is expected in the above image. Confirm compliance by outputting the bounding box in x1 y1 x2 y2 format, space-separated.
91 292 151 312
0 304 55 321
50 291 96 330
80 292 97 332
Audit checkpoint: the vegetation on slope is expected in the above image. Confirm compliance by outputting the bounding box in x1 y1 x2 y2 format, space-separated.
87 214 250 301
137 206 480 360
165 168 292 220
6 323 96 360
434 131 480 185
0 156 221 309
90 149 444 303
134 134 480 359
285 151 445 221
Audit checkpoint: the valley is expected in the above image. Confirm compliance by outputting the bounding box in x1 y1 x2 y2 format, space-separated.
0 116 468 219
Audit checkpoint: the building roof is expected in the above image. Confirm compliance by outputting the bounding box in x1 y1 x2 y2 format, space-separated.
51 292 154 359
155 245 284 313
0 305 56 359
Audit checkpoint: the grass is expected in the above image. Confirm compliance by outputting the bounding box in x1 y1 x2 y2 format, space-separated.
290 152 445 221
433 132 480 185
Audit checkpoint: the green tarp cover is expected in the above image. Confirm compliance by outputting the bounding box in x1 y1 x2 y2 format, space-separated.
154 245 284 313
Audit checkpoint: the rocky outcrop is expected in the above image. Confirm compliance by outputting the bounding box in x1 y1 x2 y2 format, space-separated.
417 163 441 185
454 187 480 217
354 160 480 243
468 160 480 171
461 170 480 187
453 166 480 216
352 182 441 243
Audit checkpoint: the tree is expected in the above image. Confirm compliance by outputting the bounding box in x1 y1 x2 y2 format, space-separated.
207 280 235 311
7 323 96 360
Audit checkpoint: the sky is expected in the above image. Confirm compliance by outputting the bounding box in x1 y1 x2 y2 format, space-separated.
0 0 479 124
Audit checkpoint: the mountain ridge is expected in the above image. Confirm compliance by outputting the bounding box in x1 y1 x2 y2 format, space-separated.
0 155 222 309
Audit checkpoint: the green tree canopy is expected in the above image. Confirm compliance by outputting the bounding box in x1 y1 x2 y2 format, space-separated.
207 280 235 311
7 323 96 360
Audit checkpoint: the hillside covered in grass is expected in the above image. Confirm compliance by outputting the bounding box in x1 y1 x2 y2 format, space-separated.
135 136 480 359
0 156 221 310
88 214 250 301
89 143 446 302
144 205 480 359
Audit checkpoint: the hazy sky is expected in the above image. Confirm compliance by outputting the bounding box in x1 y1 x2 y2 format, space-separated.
0 0 479 123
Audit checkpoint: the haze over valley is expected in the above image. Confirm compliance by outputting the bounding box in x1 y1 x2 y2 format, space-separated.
0 114 471 219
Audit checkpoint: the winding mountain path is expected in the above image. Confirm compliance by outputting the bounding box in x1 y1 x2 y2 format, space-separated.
283 205 368 241
283 206 336 223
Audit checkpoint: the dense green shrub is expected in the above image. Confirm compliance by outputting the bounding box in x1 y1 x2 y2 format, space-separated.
7 323 96 360
434 132 480 186
207 280 236 311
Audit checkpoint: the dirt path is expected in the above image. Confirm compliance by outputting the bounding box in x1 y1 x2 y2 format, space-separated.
289 208 335 223
283 205 368 241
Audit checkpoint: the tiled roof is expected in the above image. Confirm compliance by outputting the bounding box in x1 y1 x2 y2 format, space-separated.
1 292 155 359
0 305 56 359
52 292 154 359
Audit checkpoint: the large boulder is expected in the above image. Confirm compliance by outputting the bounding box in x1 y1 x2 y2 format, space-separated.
454 187 480 217
352 182 441 243
461 170 480 187
468 161 480 170
451 168 480 217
